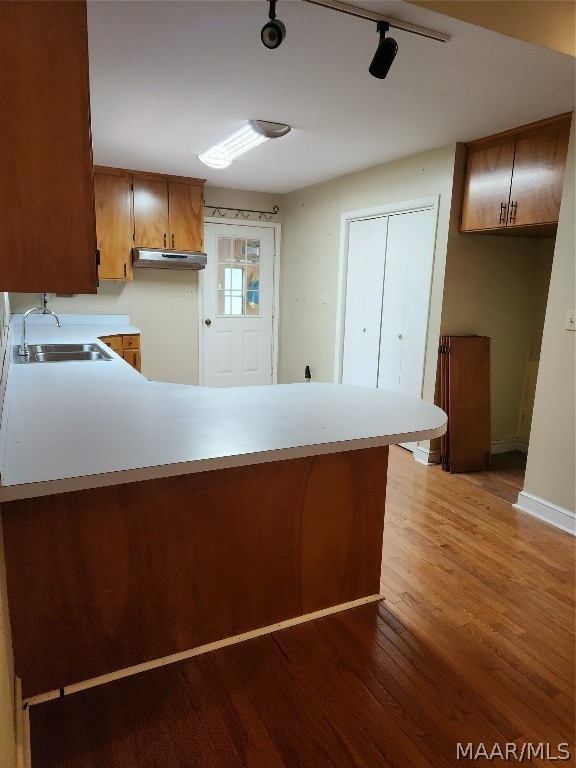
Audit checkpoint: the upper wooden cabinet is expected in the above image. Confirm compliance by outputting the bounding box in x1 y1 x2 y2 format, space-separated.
133 175 204 252
94 171 133 281
460 114 571 237
94 168 205 280
133 178 169 249
0 1 98 293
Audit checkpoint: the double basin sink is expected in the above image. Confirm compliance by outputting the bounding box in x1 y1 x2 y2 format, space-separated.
13 343 113 364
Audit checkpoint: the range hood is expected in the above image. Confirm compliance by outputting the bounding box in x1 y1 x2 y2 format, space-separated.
132 247 207 270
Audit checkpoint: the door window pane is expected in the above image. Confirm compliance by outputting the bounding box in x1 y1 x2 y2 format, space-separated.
216 236 262 316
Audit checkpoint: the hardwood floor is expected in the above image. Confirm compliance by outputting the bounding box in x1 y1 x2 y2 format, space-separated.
29 447 575 768
454 450 526 504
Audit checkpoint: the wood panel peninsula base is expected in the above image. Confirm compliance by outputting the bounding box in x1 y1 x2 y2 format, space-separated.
2 446 389 699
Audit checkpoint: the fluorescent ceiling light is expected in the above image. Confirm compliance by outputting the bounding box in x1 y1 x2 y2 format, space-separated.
198 120 291 169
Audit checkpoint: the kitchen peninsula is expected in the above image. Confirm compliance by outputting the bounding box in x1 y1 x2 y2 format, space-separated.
0 315 446 700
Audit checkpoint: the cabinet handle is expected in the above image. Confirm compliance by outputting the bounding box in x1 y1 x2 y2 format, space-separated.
499 202 507 225
508 201 517 223
164 234 167 248
172 234 175 248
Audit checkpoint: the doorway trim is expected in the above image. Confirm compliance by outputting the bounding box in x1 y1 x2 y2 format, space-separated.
334 196 439 385
198 217 281 386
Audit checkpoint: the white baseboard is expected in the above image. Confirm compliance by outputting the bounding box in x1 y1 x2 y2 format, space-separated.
24 593 385 708
491 439 529 455
413 445 441 466
514 492 576 535
413 440 529 466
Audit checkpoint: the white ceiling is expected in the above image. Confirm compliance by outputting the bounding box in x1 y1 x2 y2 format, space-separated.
87 1 575 194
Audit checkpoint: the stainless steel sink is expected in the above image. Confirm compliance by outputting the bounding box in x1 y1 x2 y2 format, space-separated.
13 343 114 363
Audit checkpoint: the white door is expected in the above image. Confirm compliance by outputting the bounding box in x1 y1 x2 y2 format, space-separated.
201 222 276 387
377 207 436 397
341 205 437 447
341 216 388 386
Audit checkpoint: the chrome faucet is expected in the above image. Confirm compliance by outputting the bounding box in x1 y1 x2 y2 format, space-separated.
19 307 61 357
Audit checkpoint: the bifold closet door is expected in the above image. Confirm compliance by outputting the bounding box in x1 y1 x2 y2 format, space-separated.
342 216 388 386
377 208 437 397
342 208 437 438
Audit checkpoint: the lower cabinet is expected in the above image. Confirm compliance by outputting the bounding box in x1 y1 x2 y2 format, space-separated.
99 334 141 372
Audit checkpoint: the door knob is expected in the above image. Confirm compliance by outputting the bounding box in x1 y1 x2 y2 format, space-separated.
204 319 212 326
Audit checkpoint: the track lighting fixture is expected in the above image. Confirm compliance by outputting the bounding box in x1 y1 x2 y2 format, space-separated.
257 0 449 80
261 0 286 50
369 22 398 80
296 0 450 79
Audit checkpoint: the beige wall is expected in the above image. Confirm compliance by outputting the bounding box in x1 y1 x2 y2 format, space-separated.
279 144 458 402
409 1 576 56
11 188 281 386
278 139 555 449
441 207 555 444
522 113 575 515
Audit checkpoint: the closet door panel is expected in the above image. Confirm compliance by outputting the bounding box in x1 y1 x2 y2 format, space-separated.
377 213 408 391
342 217 388 386
397 207 437 397
378 208 436 397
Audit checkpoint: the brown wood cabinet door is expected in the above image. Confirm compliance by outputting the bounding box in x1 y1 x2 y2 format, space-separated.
0 1 97 293
508 126 570 228
461 143 515 231
441 336 491 473
99 335 123 354
168 182 203 251
94 172 133 280
123 348 141 372
133 178 169 248
122 334 140 350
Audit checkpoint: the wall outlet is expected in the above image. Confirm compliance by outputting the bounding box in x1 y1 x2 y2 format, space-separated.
184 287 195 299
565 310 575 331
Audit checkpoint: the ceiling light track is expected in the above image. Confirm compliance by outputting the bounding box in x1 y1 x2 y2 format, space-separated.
301 0 451 43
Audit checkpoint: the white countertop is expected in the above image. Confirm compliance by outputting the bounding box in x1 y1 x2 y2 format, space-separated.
0 314 447 501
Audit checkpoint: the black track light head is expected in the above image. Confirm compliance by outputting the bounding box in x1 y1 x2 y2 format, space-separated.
261 0 286 49
369 21 398 79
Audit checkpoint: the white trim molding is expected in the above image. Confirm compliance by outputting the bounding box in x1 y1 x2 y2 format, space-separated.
514 492 576 535
23 594 384 708
491 439 529 455
413 444 441 466
15 677 31 768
